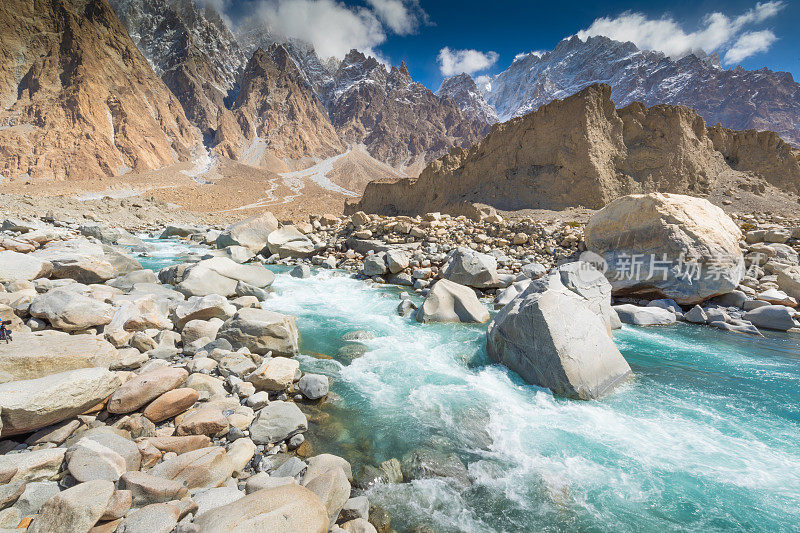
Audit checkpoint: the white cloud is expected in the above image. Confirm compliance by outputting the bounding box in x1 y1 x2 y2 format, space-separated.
365 0 427 35
252 0 386 60
437 47 499 76
513 51 545 62
724 30 777 63
577 1 784 64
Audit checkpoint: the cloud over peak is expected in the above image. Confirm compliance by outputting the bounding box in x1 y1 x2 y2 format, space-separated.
577 1 785 64
437 47 499 76
231 0 428 61
366 0 428 35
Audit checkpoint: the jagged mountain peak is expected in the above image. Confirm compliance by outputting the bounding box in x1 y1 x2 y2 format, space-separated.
213 39 345 169
110 0 246 137
438 73 498 125
327 51 489 170
235 20 339 101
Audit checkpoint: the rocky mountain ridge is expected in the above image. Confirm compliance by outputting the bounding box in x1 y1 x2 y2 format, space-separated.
110 1 489 172
437 73 498 126
325 50 490 171
110 0 247 138
212 44 346 170
473 35 800 147
349 84 800 216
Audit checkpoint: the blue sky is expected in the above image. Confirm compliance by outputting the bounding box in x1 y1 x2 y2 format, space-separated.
216 0 799 89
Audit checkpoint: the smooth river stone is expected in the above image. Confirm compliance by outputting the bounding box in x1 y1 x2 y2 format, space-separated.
192 484 328 533
119 471 189 506
148 447 234 491
0 368 121 437
0 330 121 381
143 388 199 423
28 479 114 533
107 367 188 414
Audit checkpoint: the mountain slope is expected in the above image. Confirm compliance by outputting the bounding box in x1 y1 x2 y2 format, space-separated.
212 44 346 170
328 50 489 172
235 19 338 102
438 73 498 125
110 0 246 138
350 84 800 216
480 35 800 147
0 0 202 181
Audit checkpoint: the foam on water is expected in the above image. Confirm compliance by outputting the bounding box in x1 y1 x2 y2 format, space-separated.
127 236 207 271
256 268 800 532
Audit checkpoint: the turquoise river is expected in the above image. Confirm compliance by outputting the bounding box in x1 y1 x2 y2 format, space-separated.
139 238 800 532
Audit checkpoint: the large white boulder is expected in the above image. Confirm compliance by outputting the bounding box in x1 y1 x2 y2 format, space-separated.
613 304 677 326
415 279 490 323
744 305 797 331
487 279 632 399
585 193 744 305
29 288 115 332
218 308 299 356
0 331 121 381
777 265 800 300
216 212 279 252
174 294 237 329
248 401 307 445
0 368 121 436
176 257 275 297
267 226 315 258
0 251 52 283
32 239 130 283
192 484 328 533
27 479 114 533
440 247 499 288
558 261 621 330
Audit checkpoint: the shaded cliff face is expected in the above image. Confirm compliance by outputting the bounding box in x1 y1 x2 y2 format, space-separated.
481 36 800 147
0 0 202 181
110 0 246 138
349 84 800 216
327 50 490 170
212 45 346 169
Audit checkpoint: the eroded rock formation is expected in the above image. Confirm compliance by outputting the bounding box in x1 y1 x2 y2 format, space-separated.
350 84 800 216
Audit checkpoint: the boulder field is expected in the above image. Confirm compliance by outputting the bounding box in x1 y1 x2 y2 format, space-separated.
2 190 800 529
0 217 379 533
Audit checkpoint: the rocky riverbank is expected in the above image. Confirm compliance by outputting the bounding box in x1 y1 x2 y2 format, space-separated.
2 192 800 531
0 219 382 532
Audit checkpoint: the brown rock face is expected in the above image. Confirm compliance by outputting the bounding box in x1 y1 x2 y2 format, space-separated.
328 51 488 170
142 387 199 423
708 126 800 194
350 84 800 216
107 366 188 414
213 44 346 169
0 0 202 181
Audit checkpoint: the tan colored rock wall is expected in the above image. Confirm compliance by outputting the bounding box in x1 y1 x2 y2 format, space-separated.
708 125 800 193
351 84 800 216
0 0 202 181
